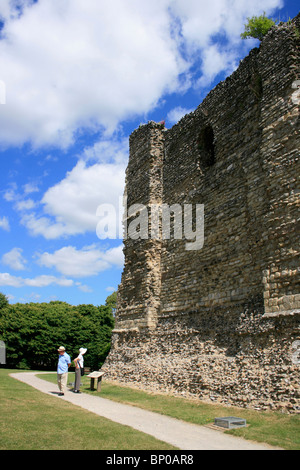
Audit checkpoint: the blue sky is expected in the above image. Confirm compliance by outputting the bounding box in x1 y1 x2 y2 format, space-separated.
0 0 299 306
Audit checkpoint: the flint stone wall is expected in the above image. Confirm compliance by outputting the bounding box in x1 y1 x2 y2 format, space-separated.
103 16 300 412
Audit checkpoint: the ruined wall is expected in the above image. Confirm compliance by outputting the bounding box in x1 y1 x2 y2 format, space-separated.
103 17 300 412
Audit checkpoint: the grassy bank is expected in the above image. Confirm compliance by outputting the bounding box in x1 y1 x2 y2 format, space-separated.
39 372 300 450
0 369 176 450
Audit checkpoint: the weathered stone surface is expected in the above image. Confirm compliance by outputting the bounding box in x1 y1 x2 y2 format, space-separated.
103 16 300 413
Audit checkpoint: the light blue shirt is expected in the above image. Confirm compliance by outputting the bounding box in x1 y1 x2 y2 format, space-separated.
57 352 71 374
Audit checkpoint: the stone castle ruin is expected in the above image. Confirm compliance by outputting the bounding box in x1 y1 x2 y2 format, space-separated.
103 15 300 412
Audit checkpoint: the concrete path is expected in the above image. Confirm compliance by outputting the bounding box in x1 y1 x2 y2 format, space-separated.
10 372 281 451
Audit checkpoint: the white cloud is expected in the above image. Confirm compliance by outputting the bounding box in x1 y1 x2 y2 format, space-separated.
23 182 39 195
106 286 117 293
15 136 127 239
3 184 18 202
0 1 11 21
171 0 283 49
82 138 129 165
20 158 126 239
167 106 194 125
0 0 283 149
0 1 34 21
37 244 124 278
76 283 93 293
171 0 283 86
0 272 73 288
101 245 124 269
25 275 73 288
0 0 185 148
0 216 10 232
3 182 37 212
197 44 238 88
1 247 27 271
15 198 36 212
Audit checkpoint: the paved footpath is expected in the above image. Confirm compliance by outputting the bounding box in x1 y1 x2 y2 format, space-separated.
11 372 282 451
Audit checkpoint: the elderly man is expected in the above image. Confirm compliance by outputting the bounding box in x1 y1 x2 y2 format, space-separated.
57 346 71 396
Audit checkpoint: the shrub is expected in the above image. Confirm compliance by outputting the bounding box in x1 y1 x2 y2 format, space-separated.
241 13 276 41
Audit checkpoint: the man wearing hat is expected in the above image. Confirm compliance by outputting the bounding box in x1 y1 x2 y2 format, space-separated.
57 346 71 396
73 347 87 393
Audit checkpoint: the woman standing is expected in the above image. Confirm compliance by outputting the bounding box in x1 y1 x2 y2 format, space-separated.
73 347 87 393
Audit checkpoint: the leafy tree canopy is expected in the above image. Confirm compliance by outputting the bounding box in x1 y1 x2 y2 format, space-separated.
0 292 9 310
0 292 116 371
241 13 276 41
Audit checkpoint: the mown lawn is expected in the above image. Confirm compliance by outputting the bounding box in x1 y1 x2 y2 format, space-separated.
0 369 177 450
40 372 300 450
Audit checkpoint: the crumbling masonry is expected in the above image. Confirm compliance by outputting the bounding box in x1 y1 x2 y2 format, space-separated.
103 16 300 412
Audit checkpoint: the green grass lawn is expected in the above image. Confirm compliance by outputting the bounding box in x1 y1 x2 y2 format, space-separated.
39 371 300 450
0 369 177 450
2 369 299 450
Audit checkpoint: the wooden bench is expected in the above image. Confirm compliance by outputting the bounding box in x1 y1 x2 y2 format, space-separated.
87 371 104 392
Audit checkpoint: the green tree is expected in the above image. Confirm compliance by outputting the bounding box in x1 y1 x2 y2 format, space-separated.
241 13 276 41
105 291 117 309
0 294 115 370
0 292 9 310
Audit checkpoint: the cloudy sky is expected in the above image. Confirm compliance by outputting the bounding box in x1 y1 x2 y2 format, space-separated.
0 0 298 306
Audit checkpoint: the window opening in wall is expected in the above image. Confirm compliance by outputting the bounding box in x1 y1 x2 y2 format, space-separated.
198 125 215 167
